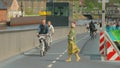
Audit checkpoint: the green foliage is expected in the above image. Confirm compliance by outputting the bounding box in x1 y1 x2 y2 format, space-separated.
111 30 120 41
84 0 102 12
109 0 120 4
83 0 120 13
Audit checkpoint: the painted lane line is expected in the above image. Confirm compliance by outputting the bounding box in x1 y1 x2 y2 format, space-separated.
52 61 56 64
62 50 67 54
62 53 65 54
48 64 53 68
65 49 67 52
59 55 63 57
64 49 67 53
56 57 60 60
47 53 63 54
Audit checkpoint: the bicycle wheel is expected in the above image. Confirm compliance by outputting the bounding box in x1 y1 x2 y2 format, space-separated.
40 40 45 57
40 50 46 56
40 50 44 57
90 32 94 40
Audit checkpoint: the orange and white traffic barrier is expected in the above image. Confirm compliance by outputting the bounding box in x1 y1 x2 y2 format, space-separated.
106 41 120 61
100 32 105 55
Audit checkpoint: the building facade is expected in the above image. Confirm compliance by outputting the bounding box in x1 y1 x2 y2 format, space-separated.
1 0 19 21
0 0 7 22
18 0 47 15
0 10 7 22
17 0 77 16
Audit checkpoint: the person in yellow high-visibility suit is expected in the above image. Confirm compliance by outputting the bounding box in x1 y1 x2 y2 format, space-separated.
66 23 80 62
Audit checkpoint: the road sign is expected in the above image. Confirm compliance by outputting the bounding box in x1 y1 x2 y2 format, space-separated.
98 0 109 3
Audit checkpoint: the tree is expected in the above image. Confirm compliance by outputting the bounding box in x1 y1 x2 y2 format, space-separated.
84 0 102 12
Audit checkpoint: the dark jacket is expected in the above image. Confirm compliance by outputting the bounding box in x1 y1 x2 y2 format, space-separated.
89 22 95 31
38 24 49 34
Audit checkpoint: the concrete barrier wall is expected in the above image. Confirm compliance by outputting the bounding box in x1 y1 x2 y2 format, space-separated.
0 26 85 61
0 30 39 61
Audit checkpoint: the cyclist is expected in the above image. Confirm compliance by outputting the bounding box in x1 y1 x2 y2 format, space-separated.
89 21 96 38
37 19 49 51
47 21 54 44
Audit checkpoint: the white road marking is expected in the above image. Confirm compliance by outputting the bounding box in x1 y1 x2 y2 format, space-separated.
56 57 60 60
52 61 56 63
59 55 63 57
65 49 67 53
48 64 53 68
23 53 39 55
64 49 67 53
62 52 65 54
47 53 63 54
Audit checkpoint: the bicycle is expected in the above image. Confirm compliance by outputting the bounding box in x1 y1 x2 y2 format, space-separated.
90 30 97 40
38 34 48 57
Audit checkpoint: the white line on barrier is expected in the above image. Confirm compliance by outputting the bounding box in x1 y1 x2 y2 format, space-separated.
110 53 118 61
100 42 104 47
107 46 113 54
100 34 104 39
100 49 104 54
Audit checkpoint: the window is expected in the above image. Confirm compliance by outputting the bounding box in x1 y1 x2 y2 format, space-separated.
46 3 69 16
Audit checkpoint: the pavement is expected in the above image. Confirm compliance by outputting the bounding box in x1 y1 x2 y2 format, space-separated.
0 32 120 68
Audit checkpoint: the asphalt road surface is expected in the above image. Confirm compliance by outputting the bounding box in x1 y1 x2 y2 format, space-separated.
0 33 120 68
